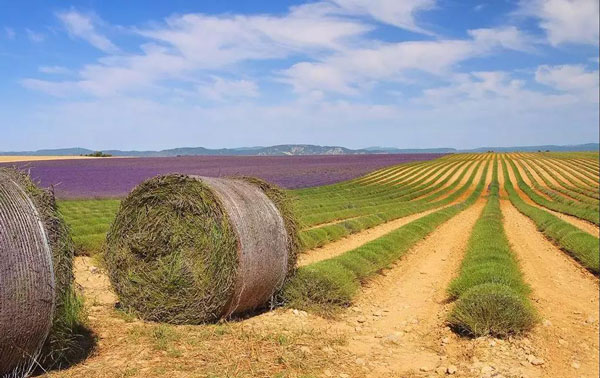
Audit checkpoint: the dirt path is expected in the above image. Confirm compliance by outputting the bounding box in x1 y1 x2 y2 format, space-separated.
537 159 598 194
299 206 452 266
500 199 599 378
74 257 118 307
337 198 486 376
413 161 476 201
511 157 553 201
359 162 415 185
422 161 465 187
548 159 599 189
331 160 549 378
369 161 434 185
389 161 451 186
299 163 486 267
518 158 585 203
501 159 599 236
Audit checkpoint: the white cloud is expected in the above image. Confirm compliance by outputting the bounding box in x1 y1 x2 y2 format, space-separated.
24 6 369 97
282 26 531 95
326 0 436 33
57 10 118 52
26 29 45 43
519 0 599 45
198 77 259 101
21 78 74 97
137 7 369 64
39 65 72 74
468 26 534 52
535 64 599 101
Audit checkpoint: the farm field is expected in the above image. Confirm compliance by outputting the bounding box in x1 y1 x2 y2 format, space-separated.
0 153 441 198
37 151 599 378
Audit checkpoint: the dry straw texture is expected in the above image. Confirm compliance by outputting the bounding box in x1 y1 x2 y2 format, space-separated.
105 174 298 324
0 168 84 377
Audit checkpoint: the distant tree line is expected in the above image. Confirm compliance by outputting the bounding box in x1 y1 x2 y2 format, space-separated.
82 151 112 157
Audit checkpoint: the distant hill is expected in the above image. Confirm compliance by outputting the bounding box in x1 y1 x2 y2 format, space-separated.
1 143 597 157
365 146 457 153
461 143 599 153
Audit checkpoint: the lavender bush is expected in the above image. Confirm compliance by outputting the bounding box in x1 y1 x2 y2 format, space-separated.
3 154 443 199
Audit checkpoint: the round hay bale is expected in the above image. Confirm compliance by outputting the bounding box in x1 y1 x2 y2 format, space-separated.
0 168 83 376
105 174 299 324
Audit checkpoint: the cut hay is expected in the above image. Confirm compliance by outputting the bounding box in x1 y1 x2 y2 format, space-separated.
105 174 299 324
0 168 85 377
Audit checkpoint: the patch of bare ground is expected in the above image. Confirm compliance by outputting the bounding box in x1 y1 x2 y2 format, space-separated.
337 198 487 377
50 258 355 377
0 156 100 163
501 159 599 236
500 199 599 378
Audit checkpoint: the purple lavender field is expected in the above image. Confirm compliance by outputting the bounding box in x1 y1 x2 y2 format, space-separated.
3 154 443 198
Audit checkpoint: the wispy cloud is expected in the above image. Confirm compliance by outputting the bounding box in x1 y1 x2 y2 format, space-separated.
26 29 45 42
535 64 599 101
326 0 436 34
39 65 72 75
282 26 534 96
518 0 599 45
24 4 370 97
57 10 119 52
197 77 259 101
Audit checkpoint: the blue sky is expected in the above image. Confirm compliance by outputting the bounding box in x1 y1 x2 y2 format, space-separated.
0 0 598 150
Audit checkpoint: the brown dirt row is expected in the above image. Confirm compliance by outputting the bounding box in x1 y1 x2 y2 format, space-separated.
385 160 459 186
370 158 447 185
549 158 600 187
509 156 554 201
299 206 453 267
418 161 464 188
539 158 599 190
517 158 584 204
338 198 488 376
411 161 476 201
356 161 417 185
500 158 599 236
500 199 599 378
525 157 564 188
302 162 462 231
299 162 487 266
